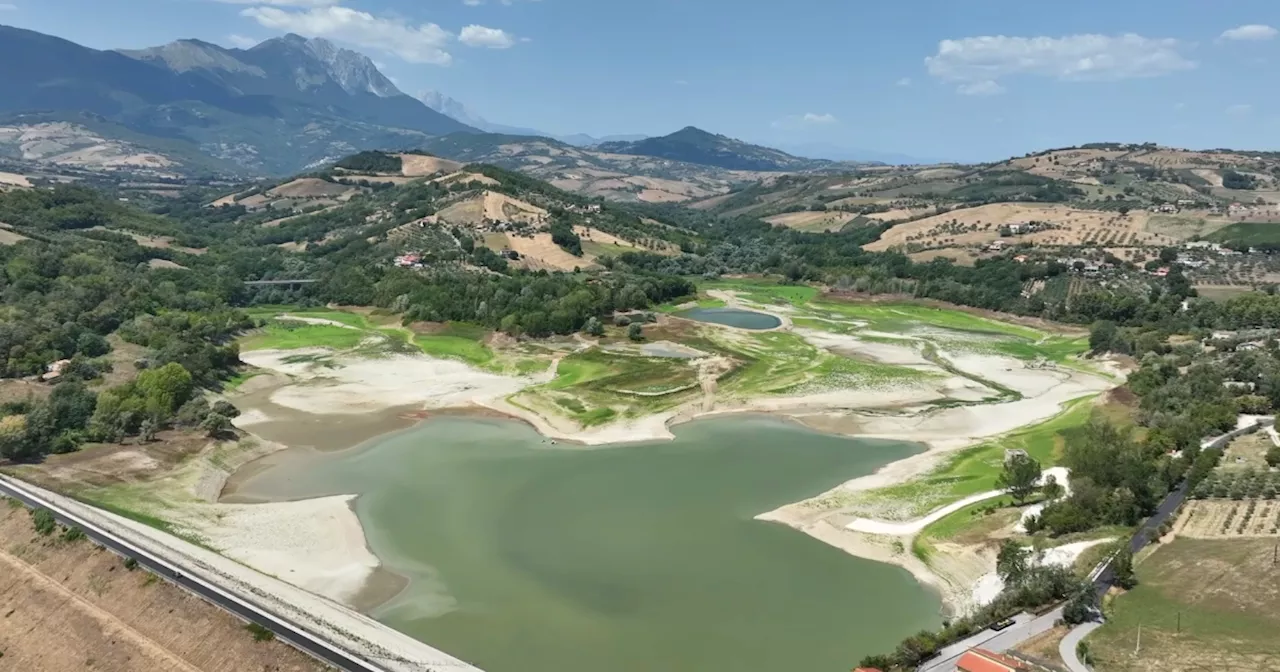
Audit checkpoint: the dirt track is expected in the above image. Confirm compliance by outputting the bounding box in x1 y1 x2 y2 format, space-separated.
0 501 329 672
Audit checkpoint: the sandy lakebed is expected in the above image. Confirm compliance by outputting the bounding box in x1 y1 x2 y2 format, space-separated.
197 322 1118 626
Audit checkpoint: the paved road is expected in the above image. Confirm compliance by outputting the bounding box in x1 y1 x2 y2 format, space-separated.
0 475 388 672
918 608 1062 672
1059 622 1100 672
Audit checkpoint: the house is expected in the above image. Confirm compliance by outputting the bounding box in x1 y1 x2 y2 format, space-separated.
1007 222 1027 235
1153 267 1170 278
1083 263 1101 276
956 648 1032 672
393 253 422 268
1013 254 1029 263
989 240 1007 251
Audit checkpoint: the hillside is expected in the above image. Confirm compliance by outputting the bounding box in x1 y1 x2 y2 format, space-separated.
0 25 476 176
598 126 831 171
416 132 773 203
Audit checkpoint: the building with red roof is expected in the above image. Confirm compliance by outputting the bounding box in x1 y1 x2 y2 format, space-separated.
956 648 1032 672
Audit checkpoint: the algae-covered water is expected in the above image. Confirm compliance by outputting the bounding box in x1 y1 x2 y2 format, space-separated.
676 307 783 330
230 415 942 672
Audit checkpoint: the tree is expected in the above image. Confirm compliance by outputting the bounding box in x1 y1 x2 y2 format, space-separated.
1041 474 1065 501
139 418 157 443
1062 581 1096 625
996 540 1030 585
997 453 1042 504
1268 444 1280 469
1159 247 1179 264
1111 546 1137 589
135 363 193 419
583 317 604 337
200 412 232 438
1089 320 1118 353
628 323 644 341
212 400 241 419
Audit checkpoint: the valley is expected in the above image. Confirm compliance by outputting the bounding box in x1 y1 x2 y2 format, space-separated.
1 15 1280 672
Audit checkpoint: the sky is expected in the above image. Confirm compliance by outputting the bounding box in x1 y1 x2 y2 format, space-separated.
3 0 1280 162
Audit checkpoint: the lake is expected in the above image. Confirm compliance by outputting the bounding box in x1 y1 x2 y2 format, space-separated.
229 414 942 672
676 307 783 330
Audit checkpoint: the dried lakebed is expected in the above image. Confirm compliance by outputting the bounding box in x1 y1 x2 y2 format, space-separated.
225 415 943 672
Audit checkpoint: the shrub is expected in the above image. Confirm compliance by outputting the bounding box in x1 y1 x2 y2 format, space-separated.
61 525 85 542
245 623 276 642
30 508 56 536
123 557 138 570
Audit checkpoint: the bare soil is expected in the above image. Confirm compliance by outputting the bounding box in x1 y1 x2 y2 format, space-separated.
0 501 330 672
866 203 1177 252
398 154 463 177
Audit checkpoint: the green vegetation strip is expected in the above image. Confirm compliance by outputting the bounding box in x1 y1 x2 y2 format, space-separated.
854 396 1096 519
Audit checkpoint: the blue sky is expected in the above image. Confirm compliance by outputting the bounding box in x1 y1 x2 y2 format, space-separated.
4 0 1280 162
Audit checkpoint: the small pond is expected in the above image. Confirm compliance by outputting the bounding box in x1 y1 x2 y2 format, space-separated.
676 307 782 330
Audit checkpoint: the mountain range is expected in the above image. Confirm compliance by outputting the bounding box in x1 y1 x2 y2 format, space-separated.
0 24 476 174
0 23 893 178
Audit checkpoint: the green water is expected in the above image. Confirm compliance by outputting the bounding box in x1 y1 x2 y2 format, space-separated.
232 415 942 672
677 307 783 330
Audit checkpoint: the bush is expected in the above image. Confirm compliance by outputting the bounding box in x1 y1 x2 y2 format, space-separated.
123 557 138 570
61 525 85 542
245 623 276 642
30 508 56 536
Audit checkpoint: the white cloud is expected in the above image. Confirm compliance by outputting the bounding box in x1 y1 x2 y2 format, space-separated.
801 112 837 124
926 33 1194 94
241 5 454 64
896 77 912 87
772 113 839 129
958 80 1005 96
459 24 516 49
216 0 338 6
1227 103 1254 116
1220 24 1277 41
225 34 259 48
1173 101 1186 110
463 0 538 5
0 3 16 9
674 79 689 86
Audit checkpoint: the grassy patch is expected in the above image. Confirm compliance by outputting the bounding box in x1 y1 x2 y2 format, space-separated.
239 322 366 351
1207 221 1280 247
699 278 819 306
411 329 493 365
1087 538 1280 670
810 300 1044 340
850 396 1096 519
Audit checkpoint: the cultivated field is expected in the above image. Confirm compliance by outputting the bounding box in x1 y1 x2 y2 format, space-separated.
764 210 858 232
1087 538 1280 671
1176 500 1280 538
398 154 462 176
0 500 329 672
864 203 1178 253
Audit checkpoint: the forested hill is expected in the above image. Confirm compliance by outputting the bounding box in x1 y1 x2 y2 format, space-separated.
7 152 1280 466
598 127 832 172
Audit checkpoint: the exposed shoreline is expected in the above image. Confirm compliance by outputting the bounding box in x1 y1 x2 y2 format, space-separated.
210 328 1115 618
